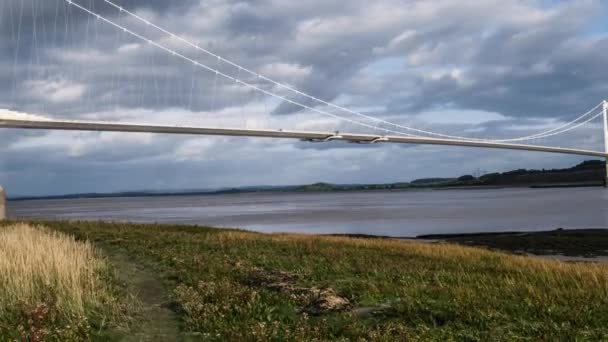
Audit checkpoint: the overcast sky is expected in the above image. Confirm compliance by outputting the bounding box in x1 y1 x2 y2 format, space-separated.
1 0 607 196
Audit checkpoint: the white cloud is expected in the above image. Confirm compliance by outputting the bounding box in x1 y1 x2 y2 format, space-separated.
259 63 312 83
23 79 86 103
0 109 51 121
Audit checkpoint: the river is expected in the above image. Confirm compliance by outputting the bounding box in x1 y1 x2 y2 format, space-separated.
8 187 608 237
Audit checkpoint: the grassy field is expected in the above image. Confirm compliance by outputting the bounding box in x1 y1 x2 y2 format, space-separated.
2 221 608 340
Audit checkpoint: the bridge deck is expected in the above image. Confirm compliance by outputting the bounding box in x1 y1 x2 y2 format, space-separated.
1 118 607 158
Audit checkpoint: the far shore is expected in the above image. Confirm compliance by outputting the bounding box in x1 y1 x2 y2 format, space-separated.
7 181 606 202
8 159 607 201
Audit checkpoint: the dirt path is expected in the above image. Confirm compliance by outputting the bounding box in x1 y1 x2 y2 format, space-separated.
104 249 183 341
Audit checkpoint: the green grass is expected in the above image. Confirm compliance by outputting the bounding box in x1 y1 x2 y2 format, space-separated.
4 220 608 340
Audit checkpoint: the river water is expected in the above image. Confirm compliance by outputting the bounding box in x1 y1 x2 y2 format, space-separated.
8 188 608 237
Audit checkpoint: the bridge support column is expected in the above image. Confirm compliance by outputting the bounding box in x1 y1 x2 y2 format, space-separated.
0 186 5 220
604 101 608 187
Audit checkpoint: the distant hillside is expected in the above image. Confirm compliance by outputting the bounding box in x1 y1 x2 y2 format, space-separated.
9 160 605 201
289 160 605 191
457 160 605 187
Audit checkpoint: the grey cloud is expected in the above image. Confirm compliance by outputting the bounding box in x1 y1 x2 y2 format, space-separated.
6 0 605 118
386 37 608 119
1 0 606 196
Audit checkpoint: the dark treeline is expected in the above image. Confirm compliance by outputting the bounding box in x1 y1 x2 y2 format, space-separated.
10 160 605 201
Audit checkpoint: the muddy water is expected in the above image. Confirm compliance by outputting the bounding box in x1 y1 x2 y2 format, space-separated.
8 187 608 237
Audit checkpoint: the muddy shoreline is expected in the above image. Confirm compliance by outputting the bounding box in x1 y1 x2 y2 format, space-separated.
329 228 608 262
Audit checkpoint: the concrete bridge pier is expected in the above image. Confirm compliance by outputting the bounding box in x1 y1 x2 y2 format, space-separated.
0 186 5 220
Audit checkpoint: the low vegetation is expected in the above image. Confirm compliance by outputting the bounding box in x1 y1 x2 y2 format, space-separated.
12 220 605 340
0 224 132 340
420 228 608 257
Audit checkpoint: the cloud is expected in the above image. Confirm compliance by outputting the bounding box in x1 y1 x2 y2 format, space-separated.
0 0 606 196
23 79 86 103
0 108 51 121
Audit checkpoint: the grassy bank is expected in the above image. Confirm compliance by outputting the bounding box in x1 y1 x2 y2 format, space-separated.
3 221 608 340
0 224 133 340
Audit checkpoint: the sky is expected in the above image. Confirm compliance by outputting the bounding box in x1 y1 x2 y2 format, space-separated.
1 0 607 196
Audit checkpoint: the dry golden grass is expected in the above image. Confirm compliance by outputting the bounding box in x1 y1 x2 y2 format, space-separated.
0 224 108 315
0 223 131 340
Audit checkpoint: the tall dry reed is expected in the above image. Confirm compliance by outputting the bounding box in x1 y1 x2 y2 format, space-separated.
0 224 110 316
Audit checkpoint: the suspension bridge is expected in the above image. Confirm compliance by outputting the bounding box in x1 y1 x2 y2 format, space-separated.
1 0 608 185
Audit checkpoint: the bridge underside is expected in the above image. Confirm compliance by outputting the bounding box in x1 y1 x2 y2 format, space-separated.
1 118 608 159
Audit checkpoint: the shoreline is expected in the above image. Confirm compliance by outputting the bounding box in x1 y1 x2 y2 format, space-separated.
416 228 608 261
9 216 608 261
12 216 606 262
328 228 608 262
